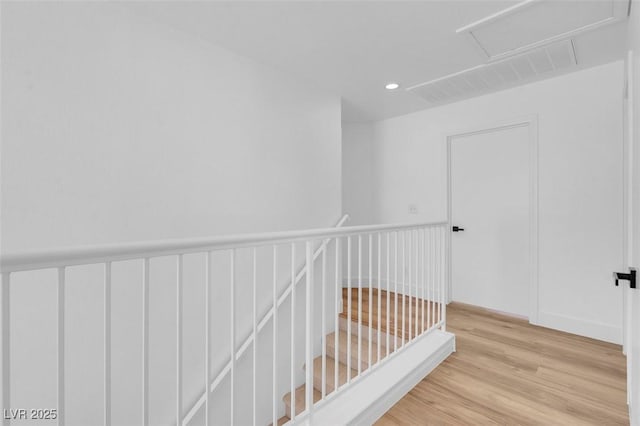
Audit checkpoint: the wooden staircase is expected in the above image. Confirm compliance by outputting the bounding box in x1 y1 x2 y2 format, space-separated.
277 288 435 424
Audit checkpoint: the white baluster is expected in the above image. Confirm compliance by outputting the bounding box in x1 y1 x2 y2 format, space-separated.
386 233 390 357
440 228 448 331
230 250 235 425
408 231 412 341
58 267 66 426
440 227 444 326
177 255 183 426
334 238 340 392
431 228 436 329
401 232 406 347
205 253 212 426
142 259 149 426
347 236 352 383
394 233 398 351
321 245 327 398
305 241 314 413
252 248 257 426
435 229 441 326
377 233 381 364
426 229 431 332
415 231 419 337
272 246 278 426
357 235 362 376
104 263 112 426
368 234 372 369
421 230 425 335
290 243 295 419
1 272 10 426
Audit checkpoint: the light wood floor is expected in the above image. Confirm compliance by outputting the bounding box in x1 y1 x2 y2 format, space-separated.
377 302 629 426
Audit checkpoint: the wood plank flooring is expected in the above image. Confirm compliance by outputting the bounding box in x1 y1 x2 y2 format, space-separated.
376 302 629 425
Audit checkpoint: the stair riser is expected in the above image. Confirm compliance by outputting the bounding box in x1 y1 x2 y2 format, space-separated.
338 317 395 345
339 315 425 341
284 399 305 418
285 403 295 419
326 341 390 371
283 386 321 418
284 400 307 419
342 299 429 314
341 309 427 324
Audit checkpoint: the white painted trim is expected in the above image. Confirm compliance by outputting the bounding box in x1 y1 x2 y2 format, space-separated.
537 311 622 344
447 134 453 306
625 47 636 415
446 115 540 323
291 330 455 426
623 50 633 356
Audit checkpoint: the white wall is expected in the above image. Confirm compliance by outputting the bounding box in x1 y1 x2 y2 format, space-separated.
342 124 374 225
345 62 625 343
1 3 341 425
1 3 342 253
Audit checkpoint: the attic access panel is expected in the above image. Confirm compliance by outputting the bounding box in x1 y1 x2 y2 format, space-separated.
457 0 629 61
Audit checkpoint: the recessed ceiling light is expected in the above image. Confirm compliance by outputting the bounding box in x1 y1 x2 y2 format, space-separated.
385 82 400 90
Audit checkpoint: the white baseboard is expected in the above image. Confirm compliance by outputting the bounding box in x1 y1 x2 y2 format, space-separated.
536 311 622 344
293 330 455 426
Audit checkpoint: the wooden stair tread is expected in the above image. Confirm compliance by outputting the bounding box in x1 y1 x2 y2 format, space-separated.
342 295 429 312
282 384 322 418
341 291 430 316
340 310 430 340
340 307 433 325
341 305 430 322
342 288 430 302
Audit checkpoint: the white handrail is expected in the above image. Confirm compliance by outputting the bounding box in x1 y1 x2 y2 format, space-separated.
1 217 450 426
181 214 351 426
0 220 447 273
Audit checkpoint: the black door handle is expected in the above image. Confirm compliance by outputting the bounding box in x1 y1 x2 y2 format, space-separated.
452 226 465 232
614 268 636 289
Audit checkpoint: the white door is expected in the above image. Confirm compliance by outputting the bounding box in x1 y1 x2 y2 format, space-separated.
450 123 531 317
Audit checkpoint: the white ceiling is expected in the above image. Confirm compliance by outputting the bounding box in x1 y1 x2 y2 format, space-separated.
127 1 629 122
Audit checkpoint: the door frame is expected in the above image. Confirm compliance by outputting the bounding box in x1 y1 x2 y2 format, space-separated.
623 50 633 358
624 48 635 411
446 115 539 323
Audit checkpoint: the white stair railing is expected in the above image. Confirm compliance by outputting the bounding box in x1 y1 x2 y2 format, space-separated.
0 218 448 426
182 214 350 425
